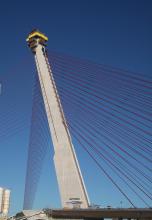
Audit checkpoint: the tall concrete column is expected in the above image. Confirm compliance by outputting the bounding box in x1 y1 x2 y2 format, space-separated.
26 30 89 208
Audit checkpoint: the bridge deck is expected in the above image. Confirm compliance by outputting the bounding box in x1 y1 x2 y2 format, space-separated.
45 208 152 219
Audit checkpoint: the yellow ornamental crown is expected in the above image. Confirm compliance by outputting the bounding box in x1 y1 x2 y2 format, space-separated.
26 29 48 42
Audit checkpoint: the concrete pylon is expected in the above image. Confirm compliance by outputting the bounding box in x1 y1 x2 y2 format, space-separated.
26 30 90 208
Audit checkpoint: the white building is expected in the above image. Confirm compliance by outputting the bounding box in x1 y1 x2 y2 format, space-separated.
0 187 11 216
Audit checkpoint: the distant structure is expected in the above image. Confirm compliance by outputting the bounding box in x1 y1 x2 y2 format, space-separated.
0 187 11 216
26 30 89 208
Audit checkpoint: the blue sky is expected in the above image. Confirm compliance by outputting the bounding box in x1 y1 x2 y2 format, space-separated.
0 0 152 215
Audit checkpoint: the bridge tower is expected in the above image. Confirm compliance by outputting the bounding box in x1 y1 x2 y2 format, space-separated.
26 30 89 208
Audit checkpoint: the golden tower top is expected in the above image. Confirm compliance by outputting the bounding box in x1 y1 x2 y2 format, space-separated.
26 29 48 52
26 29 48 42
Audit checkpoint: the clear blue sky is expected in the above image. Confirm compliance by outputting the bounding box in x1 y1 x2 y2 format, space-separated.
0 0 152 215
